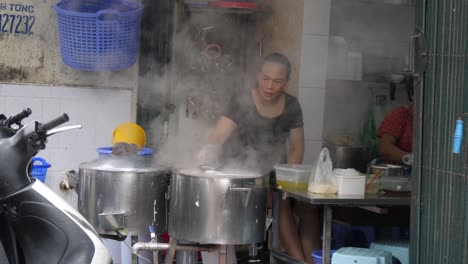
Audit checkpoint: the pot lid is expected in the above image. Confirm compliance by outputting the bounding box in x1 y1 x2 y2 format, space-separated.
178 167 262 179
79 154 168 173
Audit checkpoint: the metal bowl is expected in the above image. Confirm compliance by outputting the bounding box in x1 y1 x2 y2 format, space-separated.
368 164 407 177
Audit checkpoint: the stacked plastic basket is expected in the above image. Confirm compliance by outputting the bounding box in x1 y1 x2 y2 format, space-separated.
54 0 143 71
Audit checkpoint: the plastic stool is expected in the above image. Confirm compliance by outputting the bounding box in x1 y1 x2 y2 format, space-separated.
370 240 409 264
331 247 392 264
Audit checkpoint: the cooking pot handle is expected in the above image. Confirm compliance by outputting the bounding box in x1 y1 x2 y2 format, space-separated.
228 187 252 208
166 184 171 201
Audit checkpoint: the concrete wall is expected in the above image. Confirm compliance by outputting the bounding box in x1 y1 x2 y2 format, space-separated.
0 0 139 119
0 0 138 88
0 0 138 203
257 0 304 96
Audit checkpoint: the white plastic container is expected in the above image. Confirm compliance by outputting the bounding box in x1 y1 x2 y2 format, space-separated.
275 164 313 191
336 174 366 196
380 176 411 192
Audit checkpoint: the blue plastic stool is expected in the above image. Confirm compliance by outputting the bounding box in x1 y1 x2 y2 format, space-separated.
331 247 392 264
370 240 409 264
311 250 337 264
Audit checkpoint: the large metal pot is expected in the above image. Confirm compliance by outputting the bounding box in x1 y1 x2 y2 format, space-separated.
168 168 267 245
325 145 367 172
78 154 170 238
368 164 406 177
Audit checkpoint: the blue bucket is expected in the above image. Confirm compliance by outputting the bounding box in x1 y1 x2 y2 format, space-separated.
312 250 337 264
31 157 51 183
97 146 153 156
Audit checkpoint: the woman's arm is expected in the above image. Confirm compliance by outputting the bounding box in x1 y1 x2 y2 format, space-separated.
207 116 237 144
379 133 409 163
287 127 304 164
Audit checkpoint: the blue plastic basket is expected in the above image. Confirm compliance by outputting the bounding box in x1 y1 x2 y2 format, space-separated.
97 146 154 156
312 249 337 264
31 157 51 183
54 0 143 71
61 0 122 12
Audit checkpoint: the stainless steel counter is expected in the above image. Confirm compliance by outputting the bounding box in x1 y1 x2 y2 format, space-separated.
270 188 412 264
279 189 411 206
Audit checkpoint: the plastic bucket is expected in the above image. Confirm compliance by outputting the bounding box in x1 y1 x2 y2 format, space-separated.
96 146 153 156
312 249 337 264
30 157 51 183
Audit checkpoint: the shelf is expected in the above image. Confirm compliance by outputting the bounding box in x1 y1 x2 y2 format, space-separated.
359 0 415 6
186 3 264 16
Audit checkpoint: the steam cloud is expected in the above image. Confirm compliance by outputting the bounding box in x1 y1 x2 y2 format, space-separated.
142 8 286 174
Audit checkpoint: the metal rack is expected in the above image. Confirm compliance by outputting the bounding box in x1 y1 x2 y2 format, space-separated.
359 0 415 6
270 188 411 264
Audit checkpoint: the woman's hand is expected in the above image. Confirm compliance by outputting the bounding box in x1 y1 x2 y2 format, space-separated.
379 133 409 164
197 144 222 166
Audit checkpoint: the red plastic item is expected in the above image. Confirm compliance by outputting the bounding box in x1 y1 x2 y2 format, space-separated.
208 1 258 10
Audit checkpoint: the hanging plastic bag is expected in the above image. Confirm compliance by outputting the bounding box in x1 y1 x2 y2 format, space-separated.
308 148 338 194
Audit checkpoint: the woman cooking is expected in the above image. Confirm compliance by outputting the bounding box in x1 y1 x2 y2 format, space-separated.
198 53 321 264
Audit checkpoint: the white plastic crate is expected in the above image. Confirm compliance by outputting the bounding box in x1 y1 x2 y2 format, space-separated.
331 247 392 264
370 240 409 264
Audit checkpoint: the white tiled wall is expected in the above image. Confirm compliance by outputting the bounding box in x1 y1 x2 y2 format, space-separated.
298 0 331 164
323 0 415 141
299 35 329 88
299 87 326 141
302 0 331 36
0 84 133 206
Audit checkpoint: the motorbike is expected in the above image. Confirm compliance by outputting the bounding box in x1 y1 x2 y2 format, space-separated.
0 109 111 264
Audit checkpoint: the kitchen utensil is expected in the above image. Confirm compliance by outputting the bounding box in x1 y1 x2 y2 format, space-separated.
380 176 411 193
365 169 383 194
168 167 266 244
366 168 382 187
325 144 367 172
368 164 407 177
275 164 312 191
78 154 170 239
334 168 365 196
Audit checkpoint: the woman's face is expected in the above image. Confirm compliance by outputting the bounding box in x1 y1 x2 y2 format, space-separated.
256 62 288 101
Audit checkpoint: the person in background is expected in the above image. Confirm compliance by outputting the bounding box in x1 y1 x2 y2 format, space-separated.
198 53 321 264
377 102 414 165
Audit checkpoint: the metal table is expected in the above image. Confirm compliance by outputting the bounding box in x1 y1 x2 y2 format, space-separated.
270 188 411 264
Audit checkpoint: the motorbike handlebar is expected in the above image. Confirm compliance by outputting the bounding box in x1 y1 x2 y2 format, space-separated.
38 114 69 133
0 108 32 127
